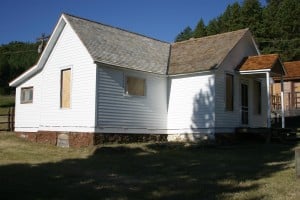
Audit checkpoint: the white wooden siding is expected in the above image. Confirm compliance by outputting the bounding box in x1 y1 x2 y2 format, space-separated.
167 73 215 135
14 73 41 132
214 32 266 131
32 23 97 132
96 65 167 133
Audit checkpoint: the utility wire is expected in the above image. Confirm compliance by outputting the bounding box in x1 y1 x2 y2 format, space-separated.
0 50 37 55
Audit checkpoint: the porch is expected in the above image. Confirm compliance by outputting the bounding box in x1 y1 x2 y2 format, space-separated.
272 92 300 117
237 54 286 128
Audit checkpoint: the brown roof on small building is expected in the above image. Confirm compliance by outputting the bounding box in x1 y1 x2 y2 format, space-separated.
283 61 300 80
168 28 250 75
238 54 279 71
237 54 285 76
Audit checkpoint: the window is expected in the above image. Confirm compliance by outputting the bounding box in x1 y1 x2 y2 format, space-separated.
21 87 33 104
253 81 262 114
60 68 71 108
225 73 234 111
125 76 145 96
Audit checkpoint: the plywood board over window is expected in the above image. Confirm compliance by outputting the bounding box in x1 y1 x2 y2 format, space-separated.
126 76 146 96
61 68 71 108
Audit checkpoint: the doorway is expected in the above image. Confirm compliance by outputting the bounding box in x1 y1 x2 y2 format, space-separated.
241 83 248 125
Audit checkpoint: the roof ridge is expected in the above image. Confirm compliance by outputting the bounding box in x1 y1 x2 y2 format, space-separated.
249 54 279 58
62 13 170 44
172 28 250 45
284 60 300 64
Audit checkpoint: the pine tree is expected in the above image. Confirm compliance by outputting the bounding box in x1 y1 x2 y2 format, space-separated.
194 18 207 38
175 26 194 42
206 18 221 36
219 3 243 32
240 0 263 37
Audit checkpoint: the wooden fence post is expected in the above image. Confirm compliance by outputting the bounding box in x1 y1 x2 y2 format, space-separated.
8 107 11 131
11 107 14 131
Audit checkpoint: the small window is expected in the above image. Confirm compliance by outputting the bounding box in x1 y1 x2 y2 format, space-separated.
21 87 33 104
225 73 234 111
125 76 146 96
60 68 71 108
253 81 262 114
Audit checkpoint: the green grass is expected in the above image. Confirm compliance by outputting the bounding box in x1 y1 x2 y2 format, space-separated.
0 132 299 200
0 95 15 108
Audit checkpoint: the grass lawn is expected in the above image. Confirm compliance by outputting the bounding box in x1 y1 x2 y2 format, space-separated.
0 132 299 200
0 95 15 109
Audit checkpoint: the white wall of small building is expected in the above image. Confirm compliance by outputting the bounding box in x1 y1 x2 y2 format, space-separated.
95 65 168 134
167 72 215 139
14 73 41 132
14 22 97 133
214 31 267 132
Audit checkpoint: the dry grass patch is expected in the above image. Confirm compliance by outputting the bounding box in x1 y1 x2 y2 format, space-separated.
0 132 299 200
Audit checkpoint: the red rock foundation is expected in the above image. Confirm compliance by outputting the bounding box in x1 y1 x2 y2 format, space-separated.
15 132 167 148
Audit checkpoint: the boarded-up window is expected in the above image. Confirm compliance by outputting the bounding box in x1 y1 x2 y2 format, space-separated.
226 74 234 111
21 87 33 104
253 81 261 114
125 76 145 96
60 69 71 108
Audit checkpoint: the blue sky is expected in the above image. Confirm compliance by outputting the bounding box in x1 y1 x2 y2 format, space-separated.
0 0 266 45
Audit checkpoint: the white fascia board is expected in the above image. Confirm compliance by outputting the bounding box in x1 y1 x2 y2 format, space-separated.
167 70 212 77
9 16 67 87
238 69 271 75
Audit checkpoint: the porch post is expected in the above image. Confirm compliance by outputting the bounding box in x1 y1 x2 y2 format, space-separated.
280 75 285 128
266 72 271 128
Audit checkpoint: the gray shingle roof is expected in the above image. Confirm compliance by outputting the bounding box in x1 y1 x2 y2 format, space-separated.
63 14 170 75
168 29 250 75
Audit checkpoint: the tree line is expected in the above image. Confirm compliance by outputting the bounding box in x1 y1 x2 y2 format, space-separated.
0 0 299 95
0 42 39 94
175 0 300 62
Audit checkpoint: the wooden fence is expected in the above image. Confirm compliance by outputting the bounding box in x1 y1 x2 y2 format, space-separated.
272 92 300 111
0 107 15 131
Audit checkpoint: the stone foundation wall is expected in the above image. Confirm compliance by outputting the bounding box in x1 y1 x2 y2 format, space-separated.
15 132 168 147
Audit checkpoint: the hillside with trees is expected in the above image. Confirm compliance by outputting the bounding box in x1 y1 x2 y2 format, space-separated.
0 42 39 95
175 0 300 62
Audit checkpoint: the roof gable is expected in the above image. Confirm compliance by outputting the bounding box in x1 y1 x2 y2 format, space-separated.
63 14 170 75
168 29 250 75
237 54 285 76
283 61 300 80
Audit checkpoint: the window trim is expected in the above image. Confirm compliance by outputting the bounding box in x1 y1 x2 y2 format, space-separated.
60 68 72 109
124 75 146 97
225 73 234 111
253 80 262 115
20 86 33 104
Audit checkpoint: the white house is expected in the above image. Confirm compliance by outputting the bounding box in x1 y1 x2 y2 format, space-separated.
9 14 285 147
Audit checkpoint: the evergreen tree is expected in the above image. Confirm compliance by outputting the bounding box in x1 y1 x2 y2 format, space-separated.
174 0 300 61
219 3 243 32
175 26 194 42
206 18 221 36
240 0 263 37
194 18 207 38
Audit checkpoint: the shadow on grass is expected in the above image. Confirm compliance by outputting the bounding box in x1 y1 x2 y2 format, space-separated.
0 143 296 200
